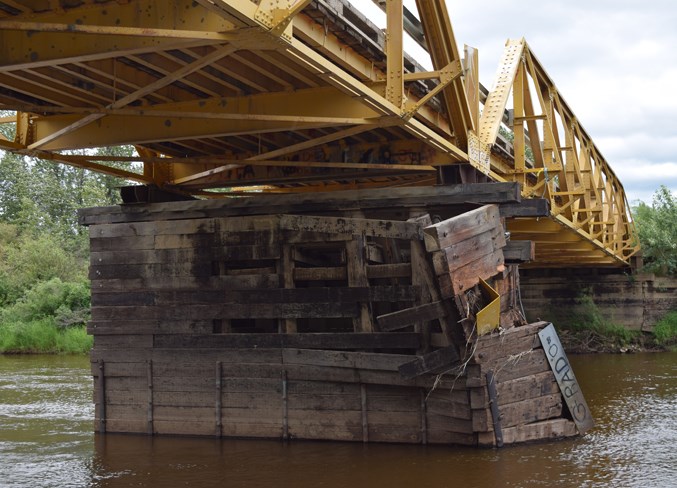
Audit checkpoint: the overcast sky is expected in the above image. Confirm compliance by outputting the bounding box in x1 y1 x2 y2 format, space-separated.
351 0 677 205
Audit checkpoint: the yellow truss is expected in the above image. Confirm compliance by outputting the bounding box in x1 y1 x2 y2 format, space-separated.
0 0 638 266
478 39 639 265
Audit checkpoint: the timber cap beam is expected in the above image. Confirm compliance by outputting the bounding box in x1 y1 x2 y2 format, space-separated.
78 183 522 225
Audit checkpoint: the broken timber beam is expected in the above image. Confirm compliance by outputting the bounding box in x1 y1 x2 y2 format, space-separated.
503 240 535 263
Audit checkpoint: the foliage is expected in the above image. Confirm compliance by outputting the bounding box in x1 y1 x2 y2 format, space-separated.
0 278 90 325
0 143 132 354
0 147 130 242
653 311 677 347
634 185 677 276
0 226 86 306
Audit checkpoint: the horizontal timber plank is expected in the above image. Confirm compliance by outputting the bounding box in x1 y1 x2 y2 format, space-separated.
473 392 563 432
89 218 216 238
398 345 461 379
470 371 559 409
90 274 281 292
91 302 358 320
89 263 213 280
282 348 413 370
498 199 549 218
466 349 550 387
366 394 421 413
91 285 418 307
153 405 214 422
500 392 563 429
87 320 214 335
377 300 447 331
287 381 360 396
279 214 422 240
154 333 421 350
90 236 155 252
500 419 578 445
90 347 283 364
293 263 411 281
93 335 153 348
426 413 474 434
288 393 362 411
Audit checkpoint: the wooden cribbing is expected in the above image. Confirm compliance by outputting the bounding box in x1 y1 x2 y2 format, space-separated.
398 345 460 379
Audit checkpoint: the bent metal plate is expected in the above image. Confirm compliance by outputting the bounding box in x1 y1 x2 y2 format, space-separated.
538 323 595 434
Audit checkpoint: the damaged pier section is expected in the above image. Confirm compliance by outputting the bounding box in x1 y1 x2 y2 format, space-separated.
81 182 592 446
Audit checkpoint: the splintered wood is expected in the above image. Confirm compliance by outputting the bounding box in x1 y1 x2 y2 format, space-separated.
82 185 582 446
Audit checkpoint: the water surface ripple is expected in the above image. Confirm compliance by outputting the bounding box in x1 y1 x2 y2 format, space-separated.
0 352 675 487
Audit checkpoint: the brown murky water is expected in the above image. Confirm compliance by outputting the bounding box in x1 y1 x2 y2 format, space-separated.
1 352 675 487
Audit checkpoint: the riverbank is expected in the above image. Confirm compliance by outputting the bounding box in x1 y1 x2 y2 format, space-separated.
555 310 677 354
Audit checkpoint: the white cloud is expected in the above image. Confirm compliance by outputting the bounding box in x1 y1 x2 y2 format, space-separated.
447 0 677 203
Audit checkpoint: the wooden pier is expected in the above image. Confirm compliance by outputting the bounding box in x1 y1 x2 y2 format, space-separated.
82 183 591 446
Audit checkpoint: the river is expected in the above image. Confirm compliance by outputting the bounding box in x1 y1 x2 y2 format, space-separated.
0 352 675 488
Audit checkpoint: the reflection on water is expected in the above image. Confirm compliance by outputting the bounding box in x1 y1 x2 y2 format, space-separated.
0 353 675 488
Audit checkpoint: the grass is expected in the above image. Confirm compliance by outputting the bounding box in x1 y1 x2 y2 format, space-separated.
653 311 677 348
0 319 92 354
0 277 92 354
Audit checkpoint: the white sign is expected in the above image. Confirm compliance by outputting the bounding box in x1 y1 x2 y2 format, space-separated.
538 323 595 434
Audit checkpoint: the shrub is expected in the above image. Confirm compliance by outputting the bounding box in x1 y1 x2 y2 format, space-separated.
653 311 677 347
0 277 92 354
1 277 90 325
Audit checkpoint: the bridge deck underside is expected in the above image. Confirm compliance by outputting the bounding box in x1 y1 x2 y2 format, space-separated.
0 0 638 267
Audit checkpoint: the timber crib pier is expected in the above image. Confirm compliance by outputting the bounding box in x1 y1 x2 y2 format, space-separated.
82 184 592 447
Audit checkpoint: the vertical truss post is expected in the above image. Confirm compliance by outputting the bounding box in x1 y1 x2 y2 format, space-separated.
386 0 405 109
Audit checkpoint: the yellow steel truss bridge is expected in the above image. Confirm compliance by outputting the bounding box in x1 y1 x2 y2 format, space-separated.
0 0 639 267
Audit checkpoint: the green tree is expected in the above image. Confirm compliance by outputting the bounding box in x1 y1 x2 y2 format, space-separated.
634 185 677 276
0 139 136 353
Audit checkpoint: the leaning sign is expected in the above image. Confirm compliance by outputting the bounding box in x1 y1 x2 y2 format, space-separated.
538 323 595 434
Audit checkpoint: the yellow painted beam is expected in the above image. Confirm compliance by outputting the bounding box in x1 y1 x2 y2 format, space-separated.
29 113 350 151
0 0 236 70
415 0 474 147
